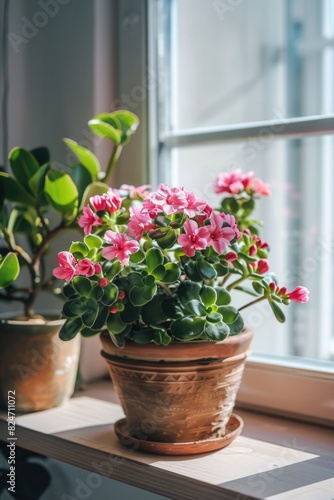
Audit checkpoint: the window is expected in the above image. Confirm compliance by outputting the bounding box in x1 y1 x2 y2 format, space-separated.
117 0 334 424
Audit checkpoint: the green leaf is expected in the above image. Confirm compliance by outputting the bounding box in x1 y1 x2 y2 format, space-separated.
103 260 122 280
127 272 143 287
188 300 206 316
155 229 177 249
171 316 206 340
218 305 239 323
184 260 203 281
131 328 155 344
82 298 99 327
88 119 122 145
63 138 100 180
91 304 110 329
269 300 286 323
141 294 168 325
129 283 157 306
72 276 92 297
177 281 201 307
129 249 145 264
0 172 36 207
227 314 245 335
69 241 88 258
62 299 83 318
28 163 49 197
196 259 217 280
59 317 82 341
30 146 50 166
215 286 231 306
9 147 39 193
153 327 171 346
221 196 239 215
84 234 103 250
252 281 264 295
163 262 180 283
90 284 104 301
44 170 79 215
161 296 183 319
119 302 141 323
107 313 127 334
206 312 222 323
101 283 118 306
200 285 217 307
0 252 20 288
204 321 230 341
146 247 164 273
150 264 165 280
70 163 93 203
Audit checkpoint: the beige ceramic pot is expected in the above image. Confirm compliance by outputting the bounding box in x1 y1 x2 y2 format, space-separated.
100 328 253 454
0 314 81 412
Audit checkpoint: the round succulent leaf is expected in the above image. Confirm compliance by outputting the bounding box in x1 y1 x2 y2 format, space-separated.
227 313 245 335
141 294 169 325
103 260 122 280
200 285 217 307
171 316 206 340
59 317 82 341
204 321 230 341
69 241 88 257
215 286 231 306
101 283 118 306
119 302 141 323
188 299 206 317
82 298 99 327
177 281 201 307
218 305 239 323
221 196 239 214
129 284 154 306
146 247 164 272
127 272 143 287
153 327 171 346
91 305 110 329
206 312 223 323
107 313 127 334
196 259 217 280
155 229 177 249
62 299 81 318
161 295 183 319
131 328 155 344
143 274 155 287
150 264 166 280
90 284 104 301
184 260 203 282
62 284 76 299
80 327 100 337
213 263 229 276
72 276 92 297
84 234 103 250
162 262 180 283
129 249 145 264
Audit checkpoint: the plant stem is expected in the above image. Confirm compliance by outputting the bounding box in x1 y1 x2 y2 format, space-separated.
238 295 266 312
227 275 247 291
104 144 123 184
156 281 172 295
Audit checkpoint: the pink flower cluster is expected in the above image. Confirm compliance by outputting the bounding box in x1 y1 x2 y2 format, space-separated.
142 184 208 217
269 283 310 303
78 189 124 235
214 168 271 196
53 252 102 282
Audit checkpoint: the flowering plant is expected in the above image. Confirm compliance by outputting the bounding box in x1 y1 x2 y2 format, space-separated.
55 162 309 347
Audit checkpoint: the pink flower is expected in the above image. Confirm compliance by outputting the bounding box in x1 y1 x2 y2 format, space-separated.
78 206 103 235
128 206 156 240
75 258 96 277
102 230 139 265
118 290 126 300
286 286 309 303
220 213 241 240
182 190 207 217
53 252 76 282
225 251 238 262
178 219 210 257
254 259 270 275
110 305 118 314
195 203 213 226
148 183 187 215
207 212 236 254
94 263 102 274
90 189 123 214
141 198 160 219
120 184 151 200
214 169 254 195
247 178 271 196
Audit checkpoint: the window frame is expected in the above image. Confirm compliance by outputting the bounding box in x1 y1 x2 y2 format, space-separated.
116 0 334 426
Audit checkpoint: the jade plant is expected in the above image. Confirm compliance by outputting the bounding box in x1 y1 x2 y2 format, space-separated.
53 151 309 346
0 110 139 318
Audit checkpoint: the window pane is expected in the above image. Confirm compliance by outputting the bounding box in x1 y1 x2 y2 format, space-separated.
170 135 334 361
162 0 334 130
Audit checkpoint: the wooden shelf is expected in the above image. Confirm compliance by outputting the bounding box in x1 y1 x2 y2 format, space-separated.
0 381 333 500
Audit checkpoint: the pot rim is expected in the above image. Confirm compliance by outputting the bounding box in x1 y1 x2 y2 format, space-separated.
0 310 64 326
100 327 254 362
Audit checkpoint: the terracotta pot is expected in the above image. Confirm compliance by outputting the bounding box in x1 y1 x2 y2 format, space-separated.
0 314 81 412
100 328 253 452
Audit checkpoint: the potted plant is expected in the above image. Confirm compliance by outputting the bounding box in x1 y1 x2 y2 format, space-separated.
0 110 139 412
54 140 309 454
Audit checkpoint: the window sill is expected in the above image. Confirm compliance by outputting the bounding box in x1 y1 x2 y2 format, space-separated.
0 380 334 500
